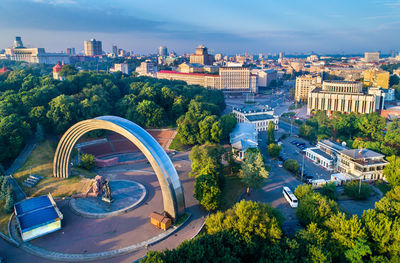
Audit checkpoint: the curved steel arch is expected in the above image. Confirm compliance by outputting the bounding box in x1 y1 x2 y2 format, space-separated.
53 116 185 219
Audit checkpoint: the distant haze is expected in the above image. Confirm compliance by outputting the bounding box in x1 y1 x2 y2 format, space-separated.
0 0 399 54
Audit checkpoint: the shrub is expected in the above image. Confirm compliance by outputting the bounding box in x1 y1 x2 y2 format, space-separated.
79 153 96 170
283 159 300 173
320 182 338 200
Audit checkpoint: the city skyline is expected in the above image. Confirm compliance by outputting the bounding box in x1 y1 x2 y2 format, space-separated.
0 0 399 54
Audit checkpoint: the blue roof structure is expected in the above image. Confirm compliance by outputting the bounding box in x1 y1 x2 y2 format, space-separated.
15 194 62 233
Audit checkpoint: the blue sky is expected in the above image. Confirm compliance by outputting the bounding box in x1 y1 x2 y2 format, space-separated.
0 0 399 54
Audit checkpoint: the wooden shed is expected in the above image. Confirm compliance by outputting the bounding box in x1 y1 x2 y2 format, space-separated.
150 212 172 230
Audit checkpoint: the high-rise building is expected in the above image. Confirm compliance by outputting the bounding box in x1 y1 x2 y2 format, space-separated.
112 45 118 56
364 52 380 63
295 75 322 102
307 81 385 115
363 68 389 89
189 45 214 65
158 46 168 57
84 38 102 56
65 48 75 55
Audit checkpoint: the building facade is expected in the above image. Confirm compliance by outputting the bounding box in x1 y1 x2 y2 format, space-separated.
364 52 380 63
337 149 388 181
158 46 168 57
232 104 278 132
307 80 385 115
110 63 129 74
230 123 258 160
84 39 102 56
252 69 277 88
1 37 70 64
189 45 214 65
295 74 322 102
363 68 389 89
136 61 157 77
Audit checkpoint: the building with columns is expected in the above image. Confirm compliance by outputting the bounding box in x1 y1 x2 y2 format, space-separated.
307 80 385 115
295 74 322 102
189 45 214 65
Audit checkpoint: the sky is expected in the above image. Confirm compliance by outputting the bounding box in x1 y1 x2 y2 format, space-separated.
0 0 399 55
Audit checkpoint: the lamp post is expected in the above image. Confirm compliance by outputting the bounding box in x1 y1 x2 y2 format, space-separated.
301 154 305 182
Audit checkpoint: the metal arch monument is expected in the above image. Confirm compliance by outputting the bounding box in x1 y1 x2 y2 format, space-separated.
53 116 185 219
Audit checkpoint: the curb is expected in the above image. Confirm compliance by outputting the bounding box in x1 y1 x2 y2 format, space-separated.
13 212 192 262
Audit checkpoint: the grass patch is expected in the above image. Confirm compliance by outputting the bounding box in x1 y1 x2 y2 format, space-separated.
174 212 190 226
14 139 95 198
375 180 391 195
220 175 246 211
0 200 10 235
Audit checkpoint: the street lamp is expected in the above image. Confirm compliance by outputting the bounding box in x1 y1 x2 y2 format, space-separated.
301 154 305 182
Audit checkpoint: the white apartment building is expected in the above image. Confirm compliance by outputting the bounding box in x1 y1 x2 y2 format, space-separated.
110 63 129 74
251 69 277 88
295 74 322 102
136 61 157 77
232 104 278 132
364 52 380 63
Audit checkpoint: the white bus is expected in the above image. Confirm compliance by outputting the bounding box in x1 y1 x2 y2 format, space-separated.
282 186 298 208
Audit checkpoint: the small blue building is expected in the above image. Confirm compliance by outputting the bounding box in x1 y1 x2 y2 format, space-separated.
14 194 63 242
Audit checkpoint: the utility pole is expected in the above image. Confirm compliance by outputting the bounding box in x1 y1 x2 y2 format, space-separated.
359 178 362 195
301 154 305 182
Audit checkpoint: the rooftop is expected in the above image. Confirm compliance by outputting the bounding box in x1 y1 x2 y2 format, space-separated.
340 148 384 160
230 123 258 151
158 70 217 77
318 139 348 152
233 104 272 114
246 114 275 122
308 147 334 161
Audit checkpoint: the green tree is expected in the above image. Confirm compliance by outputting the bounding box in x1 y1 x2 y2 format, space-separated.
198 115 220 143
299 124 317 141
344 181 372 200
294 184 314 200
267 122 276 143
3 186 15 213
357 112 386 141
384 155 400 187
239 148 268 194
320 182 337 200
268 143 282 158
79 153 96 170
194 174 221 211
46 95 81 134
189 144 223 179
206 200 283 244
296 192 339 226
220 113 237 140
283 159 300 173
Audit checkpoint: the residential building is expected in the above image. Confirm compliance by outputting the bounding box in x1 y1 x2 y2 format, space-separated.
295 74 322 102
363 68 389 89
158 46 168 57
1 37 70 64
337 148 388 181
157 70 220 88
307 80 385 115
232 104 278 132
65 48 75 55
230 123 258 160
135 61 157 77
189 45 214 65
364 52 380 63
112 45 118 56
110 63 129 74
84 38 102 56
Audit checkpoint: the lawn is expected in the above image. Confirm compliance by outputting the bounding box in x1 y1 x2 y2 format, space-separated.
0 200 10 235
13 139 95 198
220 175 246 211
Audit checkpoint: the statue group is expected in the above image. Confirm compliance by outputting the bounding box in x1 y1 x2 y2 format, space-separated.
93 175 113 203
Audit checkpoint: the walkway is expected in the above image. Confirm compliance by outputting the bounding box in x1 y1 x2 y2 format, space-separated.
5 139 36 201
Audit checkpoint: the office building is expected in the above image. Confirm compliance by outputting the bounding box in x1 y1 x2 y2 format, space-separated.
84 38 102 56
65 48 75 55
112 45 118 56
158 46 168 57
363 68 389 89
0 37 70 64
337 148 388 181
157 66 257 93
232 104 278 132
189 45 214 65
307 81 385 115
252 69 277 88
295 74 322 102
136 61 157 77
305 140 348 171
364 52 380 63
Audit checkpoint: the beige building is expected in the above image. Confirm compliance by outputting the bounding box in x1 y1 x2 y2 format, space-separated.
295 75 322 102
110 63 129 74
189 45 214 65
364 52 380 63
157 66 257 93
307 80 385 115
338 148 388 181
1 37 70 64
84 38 102 56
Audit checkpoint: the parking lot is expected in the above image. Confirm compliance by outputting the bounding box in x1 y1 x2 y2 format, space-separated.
277 131 332 182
